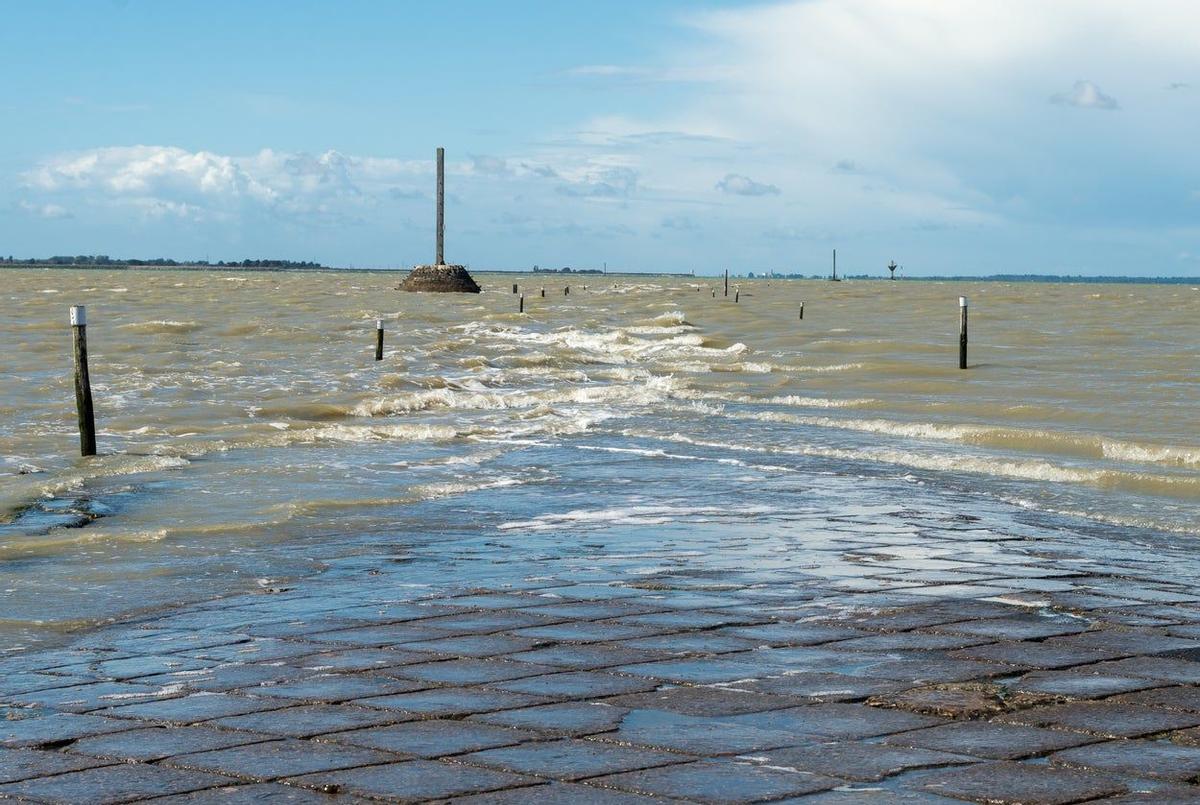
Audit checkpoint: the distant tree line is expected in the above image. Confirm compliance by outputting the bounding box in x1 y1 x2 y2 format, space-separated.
0 255 323 268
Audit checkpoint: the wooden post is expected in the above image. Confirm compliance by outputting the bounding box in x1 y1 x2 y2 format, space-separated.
540 287 545 298
70 306 96 457
735 288 740 303
375 319 384 361
436 147 445 265
724 269 729 297
799 301 805 320
959 296 968 370
519 294 525 313
711 289 715 297
512 283 518 294
564 285 569 296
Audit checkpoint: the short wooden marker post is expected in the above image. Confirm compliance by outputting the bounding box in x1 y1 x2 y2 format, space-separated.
540 287 545 298
724 269 729 297
375 319 384 361
564 286 569 296
512 283 518 294
959 296 968 369
735 288 740 303
711 289 715 298
799 301 805 320
70 305 97 457
519 294 525 313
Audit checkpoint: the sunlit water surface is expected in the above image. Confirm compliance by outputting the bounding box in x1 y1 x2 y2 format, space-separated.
2 268 1198 650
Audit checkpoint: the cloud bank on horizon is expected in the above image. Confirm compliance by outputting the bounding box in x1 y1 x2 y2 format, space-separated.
4 0 1199 275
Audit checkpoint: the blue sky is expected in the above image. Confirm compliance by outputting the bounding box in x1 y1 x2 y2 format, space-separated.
2 0 1198 275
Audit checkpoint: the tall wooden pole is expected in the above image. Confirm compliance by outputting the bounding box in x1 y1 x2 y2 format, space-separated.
70 306 96 457
724 269 729 297
436 147 445 265
959 296 968 370
375 319 384 361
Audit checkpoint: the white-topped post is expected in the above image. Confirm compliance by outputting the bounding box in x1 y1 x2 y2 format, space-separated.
70 305 96 456
375 318 384 361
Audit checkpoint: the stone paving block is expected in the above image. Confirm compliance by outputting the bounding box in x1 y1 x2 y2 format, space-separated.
1047 630 1200 657
7 680 174 713
510 622 669 644
286 758 539 800
53 654 218 682
396 634 546 657
462 737 685 781
408 610 566 635
184 640 328 664
918 760 1127 804
0 762 236 804
390 658 558 685
868 682 1008 719
0 747 112 784
829 631 990 653
593 758 839 803
210 704 411 737
618 632 761 655
469 702 629 737
68 725 275 761
1051 738 1200 781
330 601 467 622
141 782 345 803
247 617 369 639
1092 788 1200 804
613 658 768 684
288 647 431 672
951 641 1122 669
0 672 93 696
782 788 970 803
523 601 669 621
930 617 1091 641
163 738 394 781
999 701 1200 738
451 780 665 804
138 662 305 693
1113 685 1200 712
354 686 552 716
602 709 810 755
882 721 1099 759
1085 656 1200 684
725 703 943 739
101 693 292 725
1 712 138 748
736 671 907 702
299 624 441 648
605 686 807 716
489 671 657 699
615 609 762 631
856 656 1024 685
324 719 535 757
504 643 671 670
247 673 424 704
1012 670 1166 699
758 741 973 783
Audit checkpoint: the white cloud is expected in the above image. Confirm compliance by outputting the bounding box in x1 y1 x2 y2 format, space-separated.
17 200 72 219
715 173 779 196
1050 80 1119 110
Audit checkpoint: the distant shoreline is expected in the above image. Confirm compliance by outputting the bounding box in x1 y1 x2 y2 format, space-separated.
2 264 1198 284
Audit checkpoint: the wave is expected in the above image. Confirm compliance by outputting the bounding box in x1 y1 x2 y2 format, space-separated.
740 411 1200 469
118 320 200 334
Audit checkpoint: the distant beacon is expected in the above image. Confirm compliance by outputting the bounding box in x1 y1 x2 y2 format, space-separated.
398 147 481 293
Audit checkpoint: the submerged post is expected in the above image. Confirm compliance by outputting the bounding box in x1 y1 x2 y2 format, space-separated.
519 294 525 313
375 319 384 361
959 296 968 370
735 288 740 303
512 283 518 294
70 306 96 457
564 285 569 296
724 270 729 297
799 301 805 320
540 287 545 298
436 146 445 266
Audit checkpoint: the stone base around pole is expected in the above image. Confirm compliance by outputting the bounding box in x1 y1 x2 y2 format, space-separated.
397 264 481 293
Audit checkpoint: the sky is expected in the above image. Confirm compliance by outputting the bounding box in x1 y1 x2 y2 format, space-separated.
1 0 1198 276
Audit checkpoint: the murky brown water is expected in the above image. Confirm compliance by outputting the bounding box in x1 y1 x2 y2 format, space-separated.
2 268 1198 649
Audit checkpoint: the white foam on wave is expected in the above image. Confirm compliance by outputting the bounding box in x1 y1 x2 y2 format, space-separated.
498 502 776 532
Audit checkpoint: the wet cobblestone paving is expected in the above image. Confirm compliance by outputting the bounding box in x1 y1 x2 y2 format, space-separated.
5 472 1200 803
